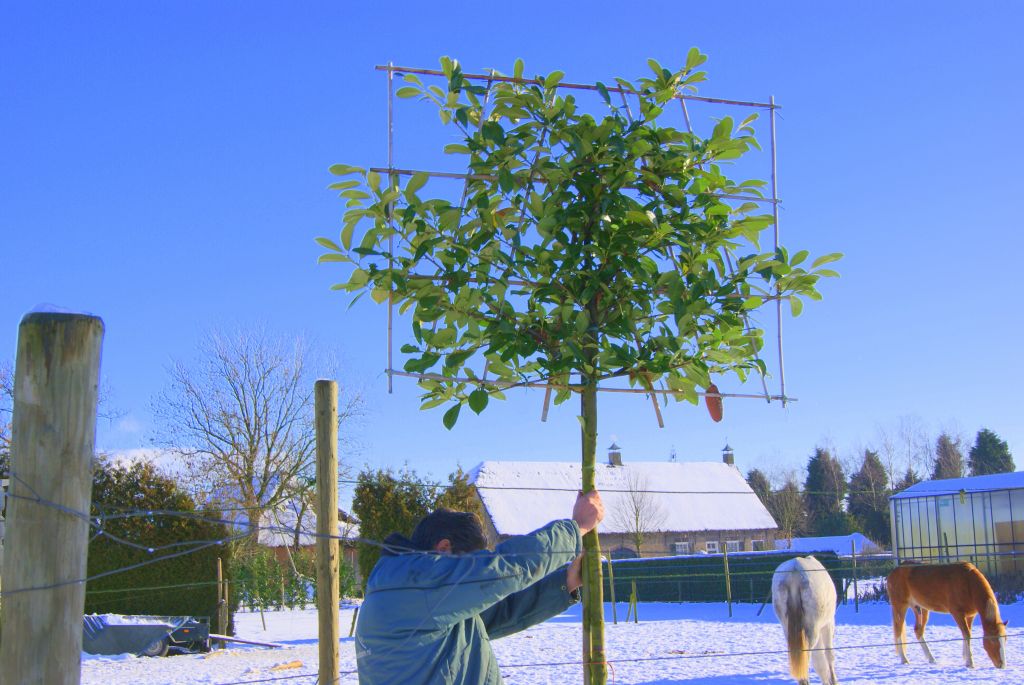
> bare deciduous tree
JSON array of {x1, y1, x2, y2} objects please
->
[
  {"x1": 610, "y1": 471, "x2": 667, "y2": 557},
  {"x1": 1, "y1": 361, "x2": 13, "y2": 471},
  {"x1": 768, "y1": 469, "x2": 806, "y2": 547},
  {"x1": 152, "y1": 328, "x2": 364, "y2": 542}
]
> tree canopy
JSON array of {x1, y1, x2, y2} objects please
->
[{"x1": 969, "y1": 428, "x2": 1015, "y2": 476}]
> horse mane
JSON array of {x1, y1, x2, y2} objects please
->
[{"x1": 962, "y1": 563, "x2": 1004, "y2": 629}]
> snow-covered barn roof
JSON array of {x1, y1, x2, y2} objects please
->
[
  {"x1": 775, "y1": 532, "x2": 883, "y2": 556},
  {"x1": 891, "y1": 471, "x2": 1024, "y2": 500},
  {"x1": 469, "y1": 460, "x2": 777, "y2": 536},
  {"x1": 257, "y1": 504, "x2": 360, "y2": 547}
]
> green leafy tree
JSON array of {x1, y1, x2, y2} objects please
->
[
  {"x1": 932, "y1": 432, "x2": 966, "y2": 480},
  {"x1": 350, "y1": 466, "x2": 437, "y2": 584},
  {"x1": 969, "y1": 428, "x2": 1015, "y2": 476},
  {"x1": 746, "y1": 468, "x2": 772, "y2": 508},
  {"x1": 319, "y1": 52, "x2": 839, "y2": 683},
  {"x1": 848, "y1": 449, "x2": 891, "y2": 546}
]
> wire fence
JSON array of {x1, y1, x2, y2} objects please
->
[{"x1": 4, "y1": 473, "x2": 1023, "y2": 685}]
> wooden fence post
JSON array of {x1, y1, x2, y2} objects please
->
[
  {"x1": 851, "y1": 540, "x2": 859, "y2": 613},
  {"x1": 0, "y1": 312, "x2": 103, "y2": 685},
  {"x1": 315, "y1": 380, "x2": 340, "y2": 685},
  {"x1": 723, "y1": 546, "x2": 732, "y2": 618},
  {"x1": 605, "y1": 557, "x2": 617, "y2": 625},
  {"x1": 216, "y1": 557, "x2": 228, "y2": 646}
]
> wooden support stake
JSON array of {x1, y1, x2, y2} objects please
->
[
  {"x1": 606, "y1": 557, "x2": 617, "y2": 625},
  {"x1": 315, "y1": 380, "x2": 340, "y2": 685},
  {"x1": 723, "y1": 546, "x2": 733, "y2": 618},
  {"x1": 851, "y1": 540, "x2": 859, "y2": 613},
  {"x1": 216, "y1": 557, "x2": 228, "y2": 647},
  {"x1": 630, "y1": 580, "x2": 639, "y2": 623},
  {"x1": 540, "y1": 385, "x2": 552, "y2": 422},
  {"x1": 349, "y1": 606, "x2": 360, "y2": 638},
  {"x1": 0, "y1": 312, "x2": 103, "y2": 685}
]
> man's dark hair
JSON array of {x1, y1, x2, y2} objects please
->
[{"x1": 411, "y1": 508, "x2": 487, "y2": 554}]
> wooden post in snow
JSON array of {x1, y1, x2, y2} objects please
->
[
  {"x1": 216, "y1": 557, "x2": 228, "y2": 646},
  {"x1": 851, "y1": 540, "x2": 859, "y2": 613},
  {"x1": 315, "y1": 380, "x2": 340, "y2": 685},
  {"x1": 0, "y1": 312, "x2": 103, "y2": 685}
]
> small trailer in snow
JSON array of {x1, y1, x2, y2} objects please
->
[{"x1": 83, "y1": 615, "x2": 212, "y2": 657}]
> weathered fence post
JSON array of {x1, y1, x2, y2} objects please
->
[
  {"x1": 216, "y1": 557, "x2": 229, "y2": 646},
  {"x1": 723, "y1": 546, "x2": 733, "y2": 618},
  {"x1": 0, "y1": 312, "x2": 103, "y2": 685},
  {"x1": 315, "y1": 380, "x2": 340, "y2": 685},
  {"x1": 851, "y1": 540, "x2": 859, "y2": 613},
  {"x1": 605, "y1": 557, "x2": 617, "y2": 625}
]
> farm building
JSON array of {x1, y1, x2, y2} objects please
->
[
  {"x1": 890, "y1": 471, "x2": 1024, "y2": 576},
  {"x1": 257, "y1": 503, "x2": 362, "y2": 581},
  {"x1": 468, "y1": 446, "x2": 778, "y2": 557}
]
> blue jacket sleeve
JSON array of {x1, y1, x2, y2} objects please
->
[
  {"x1": 369, "y1": 519, "x2": 581, "y2": 631},
  {"x1": 479, "y1": 566, "x2": 579, "y2": 639}
]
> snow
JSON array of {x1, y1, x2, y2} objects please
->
[
  {"x1": 893, "y1": 471, "x2": 1024, "y2": 499},
  {"x1": 79, "y1": 600, "x2": 1024, "y2": 684},
  {"x1": 470, "y1": 460, "x2": 777, "y2": 536},
  {"x1": 775, "y1": 533, "x2": 885, "y2": 556}
]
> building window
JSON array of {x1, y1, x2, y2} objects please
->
[
  {"x1": 726, "y1": 540, "x2": 741, "y2": 554},
  {"x1": 705, "y1": 540, "x2": 720, "y2": 554},
  {"x1": 751, "y1": 539, "x2": 766, "y2": 551},
  {"x1": 672, "y1": 541, "x2": 690, "y2": 555}
]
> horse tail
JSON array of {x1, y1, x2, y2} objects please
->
[{"x1": 785, "y1": 588, "x2": 809, "y2": 681}]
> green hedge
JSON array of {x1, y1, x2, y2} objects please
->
[
  {"x1": 84, "y1": 460, "x2": 239, "y2": 633},
  {"x1": 604, "y1": 551, "x2": 845, "y2": 603}
]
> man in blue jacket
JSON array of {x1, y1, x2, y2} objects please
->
[{"x1": 355, "y1": 490, "x2": 604, "y2": 684}]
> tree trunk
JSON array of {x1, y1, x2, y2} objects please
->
[{"x1": 580, "y1": 379, "x2": 606, "y2": 685}]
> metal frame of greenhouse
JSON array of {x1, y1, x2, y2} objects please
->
[{"x1": 890, "y1": 472, "x2": 1024, "y2": 577}]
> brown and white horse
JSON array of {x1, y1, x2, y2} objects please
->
[{"x1": 887, "y1": 562, "x2": 1008, "y2": 668}]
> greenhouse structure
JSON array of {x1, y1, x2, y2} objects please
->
[{"x1": 890, "y1": 471, "x2": 1024, "y2": 577}]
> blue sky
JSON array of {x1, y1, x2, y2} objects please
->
[{"x1": 3, "y1": 2, "x2": 1022, "y2": 492}]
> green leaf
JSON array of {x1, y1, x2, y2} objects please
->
[
  {"x1": 396, "y1": 86, "x2": 420, "y2": 99},
  {"x1": 327, "y1": 180, "x2": 360, "y2": 191},
  {"x1": 544, "y1": 70, "x2": 565, "y2": 89},
  {"x1": 317, "y1": 253, "x2": 349, "y2": 263},
  {"x1": 468, "y1": 388, "x2": 489, "y2": 414},
  {"x1": 791, "y1": 250, "x2": 809, "y2": 266},
  {"x1": 442, "y1": 403, "x2": 461, "y2": 430},
  {"x1": 741, "y1": 296, "x2": 763, "y2": 310},
  {"x1": 789, "y1": 296, "x2": 803, "y2": 317},
  {"x1": 513, "y1": 58, "x2": 524, "y2": 81},
  {"x1": 328, "y1": 164, "x2": 362, "y2": 176},
  {"x1": 316, "y1": 236, "x2": 341, "y2": 252},
  {"x1": 811, "y1": 252, "x2": 843, "y2": 268},
  {"x1": 341, "y1": 221, "x2": 356, "y2": 250},
  {"x1": 405, "y1": 172, "x2": 429, "y2": 197},
  {"x1": 596, "y1": 81, "x2": 611, "y2": 105},
  {"x1": 647, "y1": 58, "x2": 663, "y2": 76},
  {"x1": 371, "y1": 287, "x2": 390, "y2": 304},
  {"x1": 685, "y1": 47, "x2": 707, "y2": 72}
]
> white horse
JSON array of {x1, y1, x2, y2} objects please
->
[{"x1": 772, "y1": 556, "x2": 839, "y2": 685}]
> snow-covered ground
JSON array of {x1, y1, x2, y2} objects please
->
[{"x1": 81, "y1": 599, "x2": 1024, "y2": 684}]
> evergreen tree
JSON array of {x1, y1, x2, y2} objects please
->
[
  {"x1": 848, "y1": 449, "x2": 891, "y2": 546},
  {"x1": 435, "y1": 465, "x2": 486, "y2": 523},
  {"x1": 932, "y1": 432, "x2": 965, "y2": 480},
  {"x1": 746, "y1": 468, "x2": 772, "y2": 509},
  {"x1": 893, "y1": 467, "x2": 922, "y2": 493},
  {"x1": 969, "y1": 428, "x2": 1015, "y2": 476},
  {"x1": 351, "y1": 466, "x2": 437, "y2": 585},
  {"x1": 804, "y1": 448, "x2": 849, "y2": 535}
]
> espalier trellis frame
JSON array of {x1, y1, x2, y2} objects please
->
[{"x1": 372, "y1": 61, "x2": 793, "y2": 426}]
